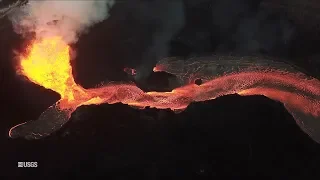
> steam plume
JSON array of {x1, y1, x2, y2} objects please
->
[{"x1": 8, "y1": 0, "x2": 115, "y2": 43}]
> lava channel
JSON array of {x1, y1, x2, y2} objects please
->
[{"x1": 8, "y1": 37, "x2": 320, "y2": 143}]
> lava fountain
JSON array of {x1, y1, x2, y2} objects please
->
[{"x1": 9, "y1": 37, "x2": 320, "y2": 143}]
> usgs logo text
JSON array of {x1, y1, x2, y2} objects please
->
[{"x1": 18, "y1": 162, "x2": 38, "y2": 168}]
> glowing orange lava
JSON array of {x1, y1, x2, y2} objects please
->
[
  {"x1": 19, "y1": 37, "x2": 100, "y2": 111},
  {"x1": 20, "y1": 37, "x2": 77, "y2": 100},
  {"x1": 12, "y1": 37, "x2": 320, "y2": 142}
]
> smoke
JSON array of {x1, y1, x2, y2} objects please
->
[
  {"x1": 8, "y1": 0, "x2": 115, "y2": 43},
  {"x1": 211, "y1": 0, "x2": 295, "y2": 56},
  {"x1": 132, "y1": 0, "x2": 185, "y2": 82}
]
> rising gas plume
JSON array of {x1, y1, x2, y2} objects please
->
[
  {"x1": 8, "y1": 37, "x2": 320, "y2": 144},
  {"x1": 8, "y1": 0, "x2": 115, "y2": 43}
]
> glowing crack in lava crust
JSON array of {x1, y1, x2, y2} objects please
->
[{"x1": 9, "y1": 37, "x2": 320, "y2": 143}]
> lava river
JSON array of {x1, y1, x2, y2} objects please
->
[{"x1": 8, "y1": 37, "x2": 320, "y2": 143}]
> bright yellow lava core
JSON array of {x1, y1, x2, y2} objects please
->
[{"x1": 20, "y1": 37, "x2": 80, "y2": 101}]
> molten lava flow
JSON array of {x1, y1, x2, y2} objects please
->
[
  {"x1": 20, "y1": 37, "x2": 76, "y2": 100},
  {"x1": 9, "y1": 37, "x2": 320, "y2": 143},
  {"x1": 18, "y1": 37, "x2": 95, "y2": 111}
]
